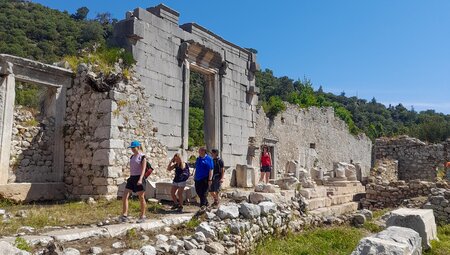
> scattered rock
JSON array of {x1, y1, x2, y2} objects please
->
[
  {"x1": 16, "y1": 210, "x2": 28, "y2": 218},
  {"x1": 193, "y1": 231, "x2": 207, "y2": 243},
  {"x1": 239, "y1": 202, "x2": 261, "y2": 219},
  {"x1": 62, "y1": 248, "x2": 81, "y2": 255},
  {"x1": 359, "y1": 209, "x2": 373, "y2": 221},
  {"x1": 205, "y1": 242, "x2": 225, "y2": 254},
  {"x1": 155, "y1": 234, "x2": 169, "y2": 243},
  {"x1": 0, "y1": 240, "x2": 30, "y2": 255},
  {"x1": 89, "y1": 247, "x2": 103, "y2": 254},
  {"x1": 112, "y1": 241, "x2": 126, "y2": 249},
  {"x1": 254, "y1": 183, "x2": 276, "y2": 193},
  {"x1": 140, "y1": 245, "x2": 156, "y2": 255},
  {"x1": 186, "y1": 249, "x2": 209, "y2": 255},
  {"x1": 230, "y1": 191, "x2": 248, "y2": 202},
  {"x1": 122, "y1": 249, "x2": 141, "y2": 255},
  {"x1": 216, "y1": 204, "x2": 239, "y2": 219},
  {"x1": 184, "y1": 240, "x2": 197, "y2": 250},
  {"x1": 351, "y1": 214, "x2": 366, "y2": 227},
  {"x1": 17, "y1": 226, "x2": 35, "y2": 234},
  {"x1": 86, "y1": 197, "x2": 96, "y2": 205},
  {"x1": 258, "y1": 201, "x2": 277, "y2": 216},
  {"x1": 195, "y1": 222, "x2": 216, "y2": 239}
]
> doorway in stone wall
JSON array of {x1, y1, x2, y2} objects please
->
[
  {"x1": 187, "y1": 64, "x2": 220, "y2": 153},
  {"x1": 261, "y1": 138, "x2": 277, "y2": 179}
]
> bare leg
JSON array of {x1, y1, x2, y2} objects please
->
[
  {"x1": 177, "y1": 187, "x2": 185, "y2": 207},
  {"x1": 137, "y1": 191, "x2": 146, "y2": 218},
  {"x1": 265, "y1": 172, "x2": 270, "y2": 183},
  {"x1": 259, "y1": 172, "x2": 264, "y2": 183},
  {"x1": 170, "y1": 186, "x2": 178, "y2": 205},
  {"x1": 122, "y1": 189, "x2": 131, "y2": 216}
]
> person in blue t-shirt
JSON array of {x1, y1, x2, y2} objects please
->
[{"x1": 194, "y1": 147, "x2": 214, "y2": 210}]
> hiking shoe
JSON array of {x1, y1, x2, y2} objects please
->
[
  {"x1": 176, "y1": 206, "x2": 183, "y2": 213},
  {"x1": 136, "y1": 216, "x2": 146, "y2": 223},
  {"x1": 170, "y1": 204, "x2": 180, "y2": 210},
  {"x1": 119, "y1": 215, "x2": 129, "y2": 223},
  {"x1": 211, "y1": 201, "x2": 219, "y2": 209}
]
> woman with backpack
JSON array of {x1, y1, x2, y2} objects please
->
[
  {"x1": 120, "y1": 140, "x2": 147, "y2": 223},
  {"x1": 167, "y1": 153, "x2": 190, "y2": 212}
]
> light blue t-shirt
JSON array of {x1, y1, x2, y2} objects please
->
[{"x1": 194, "y1": 154, "x2": 214, "y2": 181}]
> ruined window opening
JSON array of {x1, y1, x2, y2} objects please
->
[{"x1": 310, "y1": 143, "x2": 316, "y2": 149}]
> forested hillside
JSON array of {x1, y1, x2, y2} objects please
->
[
  {"x1": 1, "y1": 0, "x2": 448, "y2": 144},
  {"x1": 257, "y1": 69, "x2": 450, "y2": 143},
  {"x1": 0, "y1": 0, "x2": 114, "y2": 63}
]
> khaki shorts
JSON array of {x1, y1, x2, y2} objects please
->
[{"x1": 172, "y1": 181, "x2": 187, "y2": 188}]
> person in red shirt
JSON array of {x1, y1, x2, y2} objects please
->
[{"x1": 260, "y1": 146, "x2": 272, "y2": 183}]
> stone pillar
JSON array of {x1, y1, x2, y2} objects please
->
[
  {"x1": 204, "y1": 73, "x2": 216, "y2": 151},
  {"x1": 52, "y1": 85, "x2": 67, "y2": 182},
  {"x1": 181, "y1": 60, "x2": 190, "y2": 151},
  {"x1": 0, "y1": 62, "x2": 15, "y2": 185}
]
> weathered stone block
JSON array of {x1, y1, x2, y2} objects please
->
[
  {"x1": 235, "y1": 164, "x2": 255, "y2": 188},
  {"x1": 386, "y1": 208, "x2": 438, "y2": 249},
  {"x1": 351, "y1": 226, "x2": 422, "y2": 255}
]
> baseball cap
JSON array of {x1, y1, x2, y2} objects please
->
[{"x1": 128, "y1": 140, "x2": 141, "y2": 148}]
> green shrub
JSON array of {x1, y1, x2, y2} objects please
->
[
  {"x1": 15, "y1": 83, "x2": 41, "y2": 109},
  {"x1": 188, "y1": 107, "x2": 205, "y2": 148},
  {"x1": 262, "y1": 96, "x2": 286, "y2": 119}
]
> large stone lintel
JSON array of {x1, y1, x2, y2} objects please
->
[{"x1": 0, "y1": 54, "x2": 73, "y2": 87}]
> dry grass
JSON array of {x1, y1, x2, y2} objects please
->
[{"x1": 0, "y1": 198, "x2": 162, "y2": 236}]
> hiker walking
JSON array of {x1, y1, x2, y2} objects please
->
[
  {"x1": 260, "y1": 146, "x2": 272, "y2": 183},
  {"x1": 120, "y1": 140, "x2": 147, "y2": 223},
  {"x1": 193, "y1": 147, "x2": 214, "y2": 211},
  {"x1": 209, "y1": 148, "x2": 224, "y2": 208},
  {"x1": 167, "y1": 153, "x2": 190, "y2": 212}
]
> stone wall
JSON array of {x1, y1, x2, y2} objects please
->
[
  {"x1": 64, "y1": 65, "x2": 169, "y2": 199},
  {"x1": 370, "y1": 159, "x2": 398, "y2": 183},
  {"x1": 362, "y1": 180, "x2": 435, "y2": 209},
  {"x1": 254, "y1": 105, "x2": 372, "y2": 180},
  {"x1": 374, "y1": 136, "x2": 450, "y2": 181},
  {"x1": 8, "y1": 106, "x2": 55, "y2": 183},
  {"x1": 424, "y1": 187, "x2": 450, "y2": 224},
  {"x1": 112, "y1": 4, "x2": 259, "y2": 170}
]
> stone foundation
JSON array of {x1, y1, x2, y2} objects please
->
[{"x1": 362, "y1": 180, "x2": 435, "y2": 209}]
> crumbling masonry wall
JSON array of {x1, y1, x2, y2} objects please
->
[
  {"x1": 254, "y1": 105, "x2": 372, "y2": 179},
  {"x1": 64, "y1": 66, "x2": 169, "y2": 199},
  {"x1": 374, "y1": 136, "x2": 450, "y2": 181}
]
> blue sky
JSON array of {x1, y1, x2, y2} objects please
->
[{"x1": 32, "y1": 0, "x2": 450, "y2": 114}]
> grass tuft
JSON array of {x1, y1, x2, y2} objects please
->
[
  {"x1": 14, "y1": 237, "x2": 31, "y2": 252},
  {"x1": 252, "y1": 226, "x2": 365, "y2": 255}
]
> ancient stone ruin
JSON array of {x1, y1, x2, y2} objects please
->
[
  {"x1": 0, "y1": 4, "x2": 448, "y2": 255},
  {"x1": 0, "y1": 4, "x2": 372, "y2": 204}
]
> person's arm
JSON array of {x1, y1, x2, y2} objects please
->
[
  {"x1": 220, "y1": 160, "x2": 225, "y2": 183},
  {"x1": 269, "y1": 153, "x2": 272, "y2": 166},
  {"x1": 208, "y1": 158, "x2": 213, "y2": 184},
  {"x1": 167, "y1": 157, "x2": 176, "y2": 171},
  {"x1": 138, "y1": 157, "x2": 146, "y2": 185}
]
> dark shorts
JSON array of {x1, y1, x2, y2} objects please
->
[
  {"x1": 209, "y1": 177, "x2": 221, "y2": 192},
  {"x1": 125, "y1": 175, "x2": 145, "y2": 193},
  {"x1": 261, "y1": 166, "x2": 271, "y2": 173}
]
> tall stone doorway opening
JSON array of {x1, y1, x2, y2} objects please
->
[{"x1": 180, "y1": 41, "x2": 223, "y2": 155}]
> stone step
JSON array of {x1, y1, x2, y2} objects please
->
[
  {"x1": 326, "y1": 184, "x2": 366, "y2": 196},
  {"x1": 309, "y1": 202, "x2": 358, "y2": 217},
  {"x1": 307, "y1": 194, "x2": 355, "y2": 210}
]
